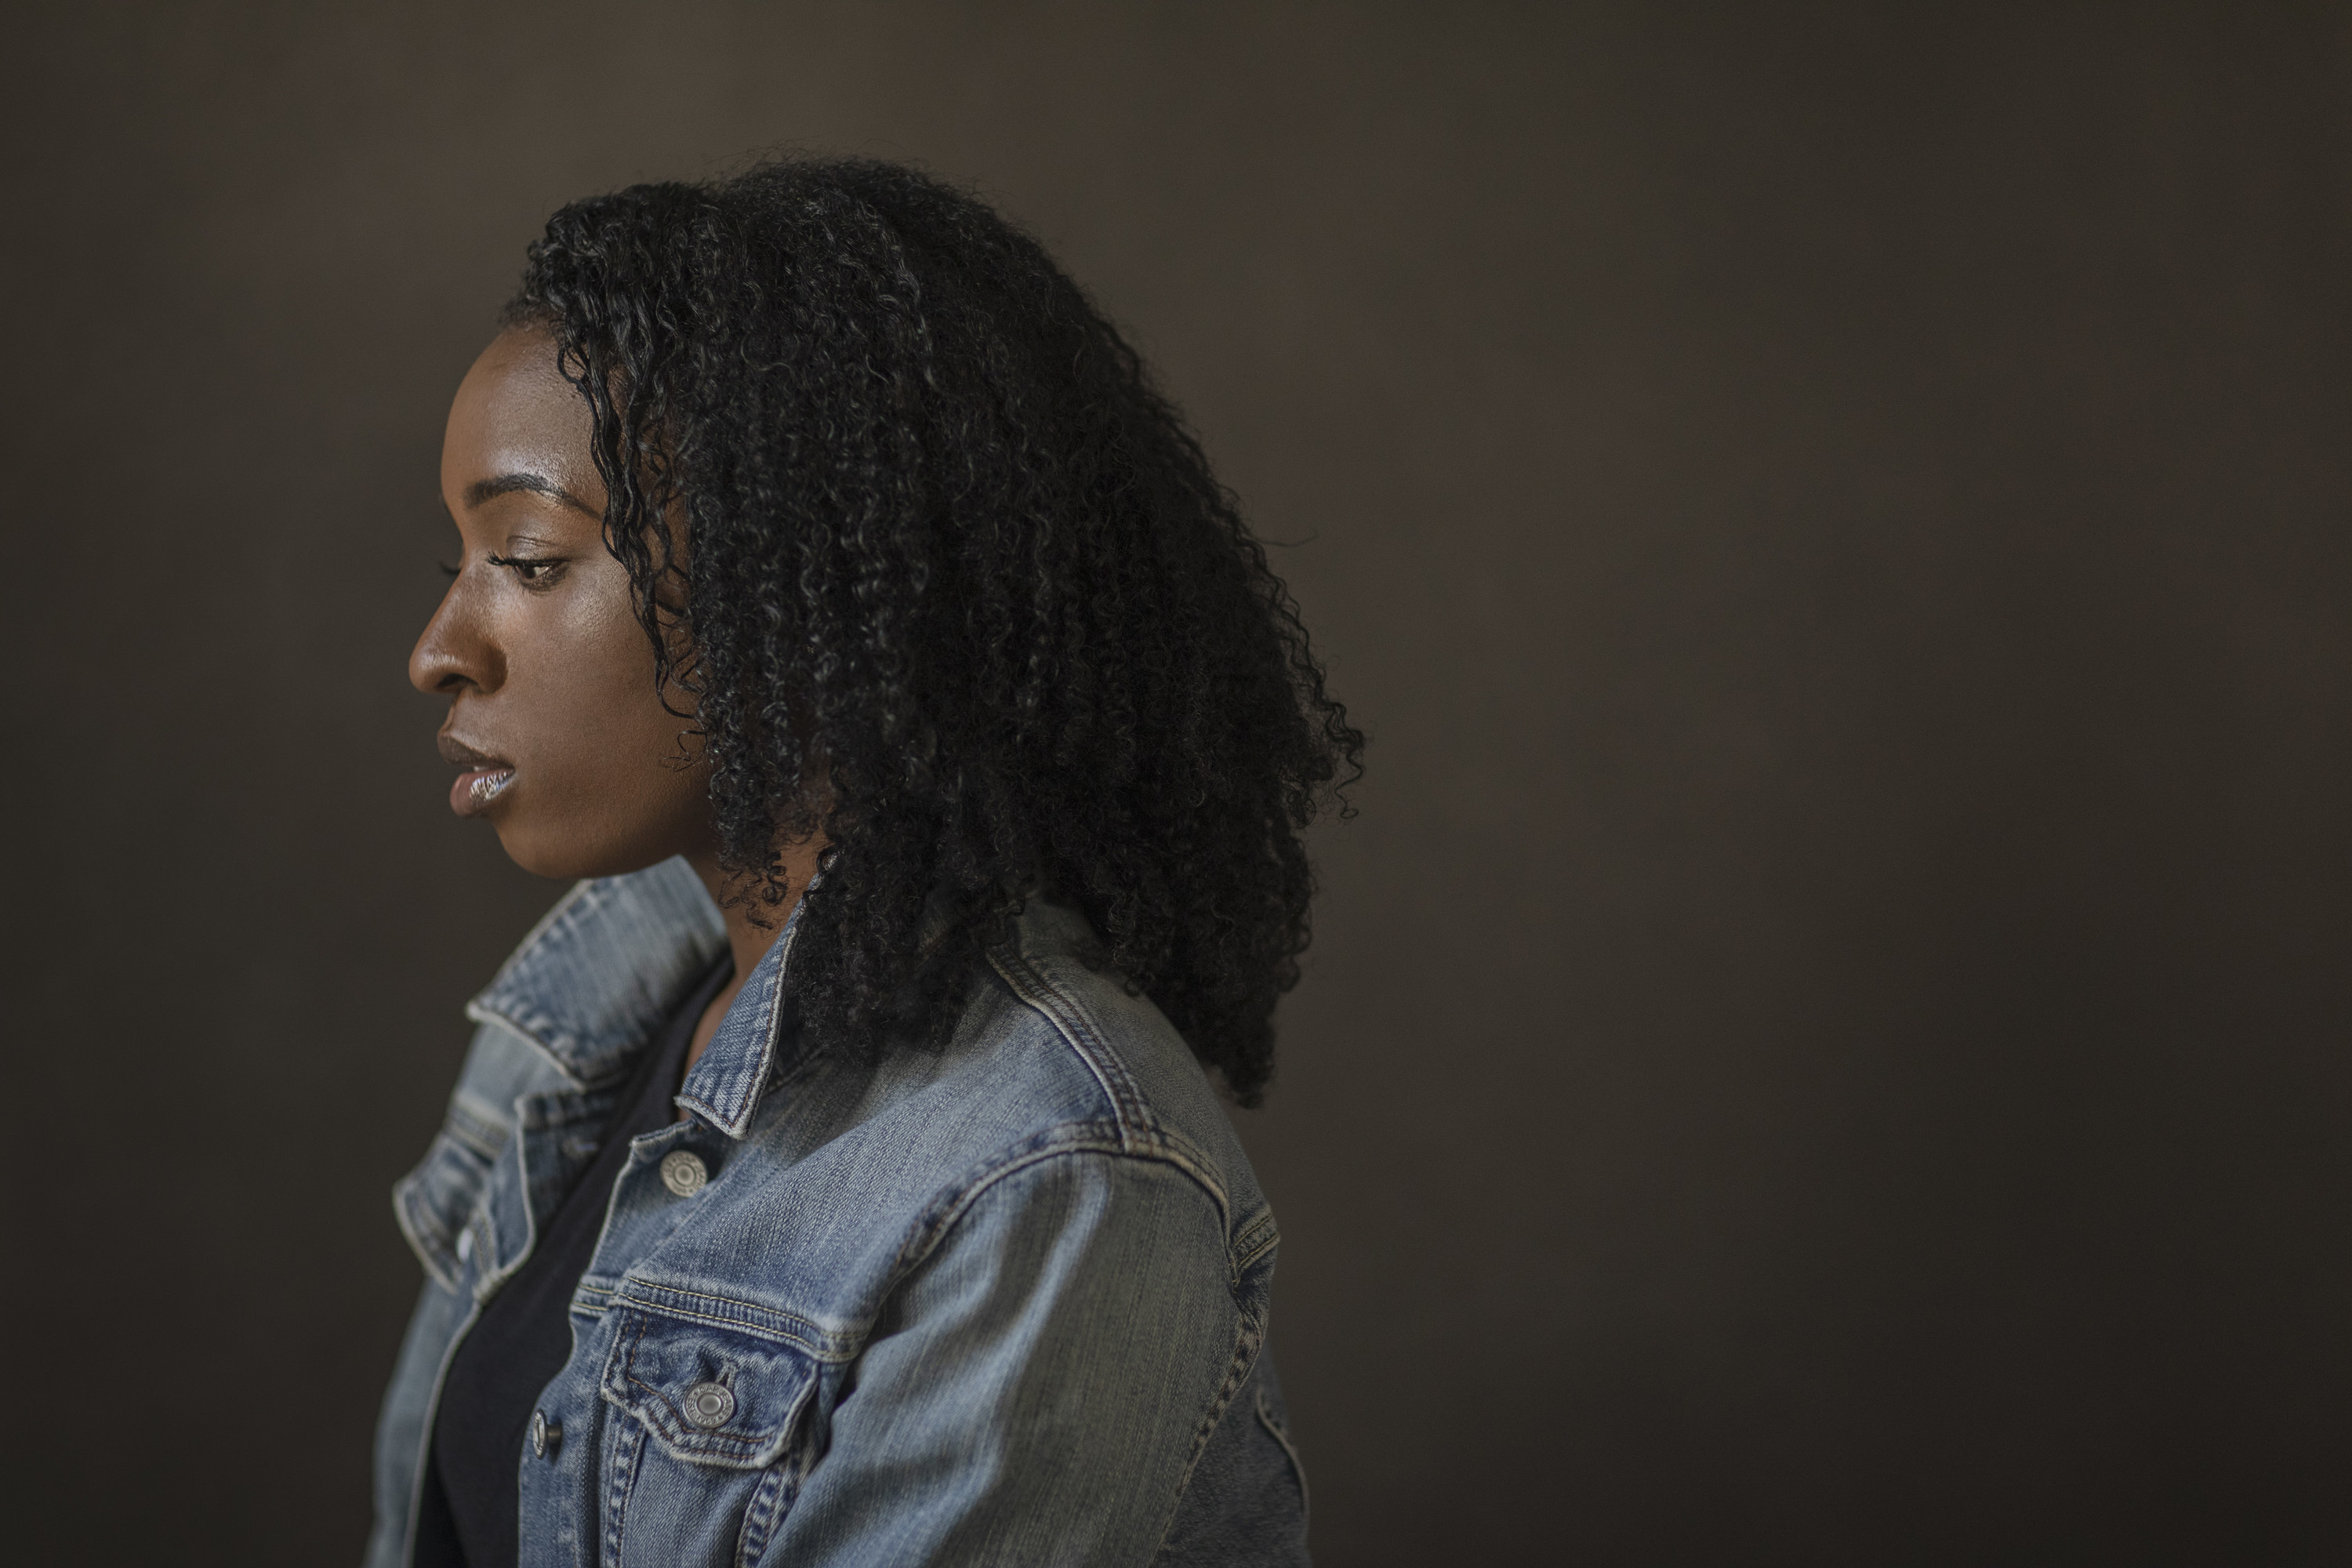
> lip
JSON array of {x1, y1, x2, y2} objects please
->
[{"x1": 438, "y1": 732, "x2": 517, "y2": 818}]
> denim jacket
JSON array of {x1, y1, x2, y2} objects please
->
[{"x1": 366, "y1": 858, "x2": 1309, "y2": 1566}]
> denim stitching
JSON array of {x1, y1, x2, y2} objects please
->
[
  {"x1": 1231, "y1": 1210, "x2": 1280, "y2": 1277},
  {"x1": 604, "y1": 1287, "x2": 845, "y2": 1359},
  {"x1": 392, "y1": 1178, "x2": 463, "y2": 1294},
  {"x1": 467, "y1": 1005, "x2": 602, "y2": 1092},
  {"x1": 611, "y1": 1142, "x2": 1232, "y2": 1363},
  {"x1": 619, "y1": 1365, "x2": 766, "y2": 1461},
  {"x1": 1255, "y1": 1385, "x2": 1312, "y2": 1525},
  {"x1": 600, "y1": 1307, "x2": 818, "y2": 1476},
  {"x1": 389, "y1": 884, "x2": 1293, "y2": 1563},
  {"x1": 600, "y1": 1417, "x2": 643, "y2": 1568},
  {"x1": 733, "y1": 1461, "x2": 792, "y2": 1566},
  {"x1": 1149, "y1": 1307, "x2": 1266, "y2": 1559},
  {"x1": 676, "y1": 898, "x2": 808, "y2": 1138},
  {"x1": 984, "y1": 947, "x2": 1151, "y2": 1143},
  {"x1": 882, "y1": 1127, "x2": 1236, "y2": 1298},
  {"x1": 440, "y1": 1103, "x2": 506, "y2": 1163}
]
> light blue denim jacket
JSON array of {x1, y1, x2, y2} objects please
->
[{"x1": 366, "y1": 858, "x2": 1308, "y2": 1566}]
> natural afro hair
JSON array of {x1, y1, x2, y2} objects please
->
[{"x1": 502, "y1": 155, "x2": 1359, "y2": 1104}]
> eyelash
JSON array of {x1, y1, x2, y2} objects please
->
[{"x1": 441, "y1": 553, "x2": 568, "y2": 587}]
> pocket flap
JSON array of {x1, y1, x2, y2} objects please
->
[{"x1": 600, "y1": 1306, "x2": 818, "y2": 1469}]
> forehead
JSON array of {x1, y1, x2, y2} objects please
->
[{"x1": 441, "y1": 328, "x2": 601, "y2": 503}]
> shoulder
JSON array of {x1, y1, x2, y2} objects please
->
[
  {"x1": 973, "y1": 900, "x2": 1271, "y2": 1222},
  {"x1": 698, "y1": 899, "x2": 1278, "y2": 1327},
  {"x1": 888, "y1": 898, "x2": 1270, "y2": 1234}
]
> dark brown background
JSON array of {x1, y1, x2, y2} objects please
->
[{"x1": 4, "y1": 3, "x2": 2348, "y2": 1563}]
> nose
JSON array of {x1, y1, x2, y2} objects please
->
[{"x1": 408, "y1": 570, "x2": 504, "y2": 697}]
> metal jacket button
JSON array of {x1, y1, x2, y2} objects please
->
[
  {"x1": 529, "y1": 1410, "x2": 561, "y2": 1458},
  {"x1": 683, "y1": 1381, "x2": 735, "y2": 1428},
  {"x1": 659, "y1": 1150, "x2": 708, "y2": 1197}
]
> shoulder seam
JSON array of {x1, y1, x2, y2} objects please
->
[
  {"x1": 883, "y1": 1121, "x2": 1233, "y2": 1302},
  {"x1": 983, "y1": 945, "x2": 1154, "y2": 1147}
]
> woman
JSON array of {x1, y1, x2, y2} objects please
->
[{"x1": 368, "y1": 157, "x2": 1359, "y2": 1568}]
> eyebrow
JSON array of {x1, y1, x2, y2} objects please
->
[{"x1": 463, "y1": 472, "x2": 601, "y2": 517}]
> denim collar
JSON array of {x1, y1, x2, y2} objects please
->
[{"x1": 463, "y1": 856, "x2": 810, "y2": 1141}]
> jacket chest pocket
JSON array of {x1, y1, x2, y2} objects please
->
[{"x1": 597, "y1": 1307, "x2": 819, "y2": 1568}]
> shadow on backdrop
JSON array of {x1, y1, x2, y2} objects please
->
[{"x1": 2, "y1": 4, "x2": 2347, "y2": 1563}]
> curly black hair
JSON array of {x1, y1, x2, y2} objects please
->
[{"x1": 502, "y1": 156, "x2": 1359, "y2": 1104}]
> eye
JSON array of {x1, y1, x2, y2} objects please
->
[
  {"x1": 438, "y1": 560, "x2": 460, "y2": 578},
  {"x1": 485, "y1": 551, "x2": 567, "y2": 587}
]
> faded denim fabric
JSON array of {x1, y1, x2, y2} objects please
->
[{"x1": 366, "y1": 858, "x2": 1309, "y2": 1567}]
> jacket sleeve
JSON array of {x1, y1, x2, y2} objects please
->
[{"x1": 759, "y1": 1149, "x2": 1248, "y2": 1566}]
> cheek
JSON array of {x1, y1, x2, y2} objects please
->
[
  {"x1": 497, "y1": 579, "x2": 710, "y2": 874},
  {"x1": 550, "y1": 591, "x2": 667, "y2": 741}
]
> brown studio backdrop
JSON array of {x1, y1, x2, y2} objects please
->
[{"x1": 3, "y1": 3, "x2": 2347, "y2": 1562}]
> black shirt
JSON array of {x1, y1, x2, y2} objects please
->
[{"x1": 413, "y1": 953, "x2": 732, "y2": 1568}]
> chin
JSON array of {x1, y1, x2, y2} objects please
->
[
  {"x1": 492, "y1": 830, "x2": 578, "y2": 881},
  {"x1": 493, "y1": 818, "x2": 680, "y2": 884},
  {"x1": 490, "y1": 816, "x2": 593, "y2": 881}
]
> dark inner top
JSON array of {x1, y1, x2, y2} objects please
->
[{"x1": 413, "y1": 952, "x2": 732, "y2": 1568}]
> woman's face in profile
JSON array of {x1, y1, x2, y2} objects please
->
[{"x1": 408, "y1": 328, "x2": 713, "y2": 880}]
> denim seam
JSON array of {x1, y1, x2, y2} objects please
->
[
  {"x1": 613, "y1": 1139, "x2": 1234, "y2": 1361},
  {"x1": 1231, "y1": 1210, "x2": 1280, "y2": 1278},
  {"x1": 1135, "y1": 1123, "x2": 1232, "y2": 1230},
  {"x1": 620, "y1": 1326, "x2": 758, "y2": 1460},
  {"x1": 440, "y1": 1102, "x2": 506, "y2": 1163},
  {"x1": 600, "y1": 1289, "x2": 849, "y2": 1361},
  {"x1": 601, "y1": 1417, "x2": 644, "y2": 1568},
  {"x1": 734, "y1": 1462, "x2": 792, "y2": 1567},
  {"x1": 677, "y1": 896, "x2": 808, "y2": 1138},
  {"x1": 473, "y1": 1091, "x2": 586, "y2": 1303},
  {"x1": 470, "y1": 1202, "x2": 506, "y2": 1305},
  {"x1": 884, "y1": 1130, "x2": 1234, "y2": 1300},
  {"x1": 463, "y1": 1006, "x2": 601, "y2": 1092},
  {"x1": 601, "y1": 1311, "x2": 817, "y2": 1472},
  {"x1": 1255, "y1": 1385, "x2": 1312, "y2": 1526},
  {"x1": 1150, "y1": 1305, "x2": 1267, "y2": 1559},
  {"x1": 983, "y1": 948, "x2": 1150, "y2": 1144},
  {"x1": 392, "y1": 1172, "x2": 462, "y2": 1294},
  {"x1": 615, "y1": 1280, "x2": 840, "y2": 1343}
]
